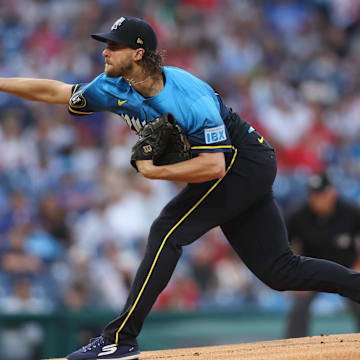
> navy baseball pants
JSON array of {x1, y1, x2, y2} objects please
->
[{"x1": 103, "y1": 131, "x2": 360, "y2": 345}]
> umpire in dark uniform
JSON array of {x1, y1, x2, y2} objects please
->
[{"x1": 285, "y1": 173, "x2": 360, "y2": 338}]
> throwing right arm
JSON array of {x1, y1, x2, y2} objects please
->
[{"x1": 0, "y1": 78, "x2": 73, "y2": 104}]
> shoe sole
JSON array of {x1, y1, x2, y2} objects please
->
[
  {"x1": 98, "y1": 354, "x2": 140, "y2": 360},
  {"x1": 66, "y1": 353, "x2": 140, "y2": 360}
]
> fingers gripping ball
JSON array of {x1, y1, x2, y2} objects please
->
[{"x1": 130, "y1": 113, "x2": 191, "y2": 170}]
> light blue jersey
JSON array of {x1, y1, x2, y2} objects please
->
[{"x1": 69, "y1": 66, "x2": 232, "y2": 154}]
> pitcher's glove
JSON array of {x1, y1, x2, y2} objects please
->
[{"x1": 130, "y1": 113, "x2": 191, "y2": 171}]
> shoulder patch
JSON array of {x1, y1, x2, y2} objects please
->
[
  {"x1": 204, "y1": 125, "x2": 227, "y2": 144},
  {"x1": 70, "y1": 91, "x2": 87, "y2": 109}
]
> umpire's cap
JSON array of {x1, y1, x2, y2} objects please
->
[
  {"x1": 307, "y1": 173, "x2": 331, "y2": 193},
  {"x1": 92, "y1": 16, "x2": 157, "y2": 51}
]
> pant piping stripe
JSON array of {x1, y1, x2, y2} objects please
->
[{"x1": 115, "y1": 147, "x2": 238, "y2": 344}]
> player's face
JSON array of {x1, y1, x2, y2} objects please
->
[
  {"x1": 102, "y1": 42, "x2": 134, "y2": 77},
  {"x1": 309, "y1": 187, "x2": 337, "y2": 216}
]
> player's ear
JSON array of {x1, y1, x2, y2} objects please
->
[{"x1": 134, "y1": 48, "x2": 145, "y2": 61}]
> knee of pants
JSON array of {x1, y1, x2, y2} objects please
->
[
  {"x1": 265, "y1": 279, "x2": 289, "y2": 292},
  {"x1": 258, "y1": 274, "x2": 287, "y2": 291},
  {"x1": 258, "y1": 251, "x2": 302, "y2": 291},
  {"x1": 258, "y1": 265, "x2": 294, "y2": 292},
  {"x1": 148, "y1": 217, "x2": 181, "y2": 250}
]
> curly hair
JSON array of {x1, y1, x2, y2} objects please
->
[{"x1": 140, "y1": 49, "x2": 166, "y2": 76}]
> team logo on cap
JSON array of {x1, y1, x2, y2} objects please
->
[
  {"x1": 111, "y1": 17, "x2": 126, "y2": 30},
  {"x1": 137, "y1": 37, "x2": 144, "y2": 45}
]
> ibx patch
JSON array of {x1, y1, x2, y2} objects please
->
[
  {"x1": 70, "y1": 91, "x2": 87, "y2": 109},
  {"x1": 204, "y1": 125, "x2": 227, "y2": 144}
]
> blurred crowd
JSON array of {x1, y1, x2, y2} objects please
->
[{"x1": 0, "y1": 0, "x2": 360, "y2": 319}]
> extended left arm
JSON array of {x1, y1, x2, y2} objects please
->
[{"x1": 136, "y1": 152, "x2": 226, "y2": 183}]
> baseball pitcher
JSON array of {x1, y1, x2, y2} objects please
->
[{"x1": 1, "y1": 16, "x2": 360, "y2": 360}]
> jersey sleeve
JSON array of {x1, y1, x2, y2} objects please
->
[
  {"x1": 68, "y1": 74, "x2": 107, "y2": 116},
  {"x1": 68, "y1": 84, "x2": 94, "y2": 116},
  {"x1": 185, "y1": 96, "x2": 232, "y2": 154}
]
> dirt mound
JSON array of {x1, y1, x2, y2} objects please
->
[{"x1": 46, "y1": 333, "x2": 360, "y2": 360}]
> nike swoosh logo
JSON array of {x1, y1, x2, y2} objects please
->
[
  {"x1": 118, "y1": 99, "x2": 127, "y2": 106},
  {"x1": 258, "y1": 136, "x2": 264, "y2": 144}
]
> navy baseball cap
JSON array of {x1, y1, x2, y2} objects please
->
[
  {"x1": 92, "y1": 16, "x2": 157, "y2": 51},
  {"x1": 308, "y1": 173, "x2": 331, "y2": 193}
]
